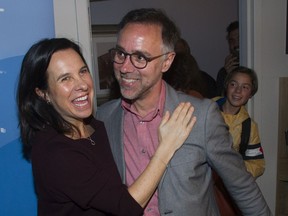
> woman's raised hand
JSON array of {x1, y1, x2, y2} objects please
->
[{"x1": 156, "y1": 102, "x2": 196, "y2": 164}]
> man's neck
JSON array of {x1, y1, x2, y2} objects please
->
[
  {"x1": 131, "y1": 82, "x2": 163, "y2": 118},
  {"x1": 132, "y1": 94, "x2": 160, "y2": 117}
]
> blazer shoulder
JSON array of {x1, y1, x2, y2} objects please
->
[
  {"x1": 96, "y1": 99, "x2": 122, "y2": 121},
  {"x1": 177, "y1": 92, "x2": 216, "y2": 108}
]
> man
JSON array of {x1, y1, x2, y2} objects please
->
[
  {"x1": 96, "y1": 8, "x2": 271, "y2": 215},
  {"x1": 216, "y1": 21, "x2": 239, "y2": 96}
]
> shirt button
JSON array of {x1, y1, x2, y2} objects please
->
[{"x1": 141, "y1": 149, "x2": 146, "y2": 153}]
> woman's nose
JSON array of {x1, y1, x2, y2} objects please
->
[{"x1": 75, "y1": 77, "x2": 88, "y2": 90}]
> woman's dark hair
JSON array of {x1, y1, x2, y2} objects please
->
[
  {"x1": 118, "y1": 8, "x2": 180, "y2": 51},
  {"x1": 223, "y1": 66, "x2": 258, "y2": 96},
  {"x1": 174, "y1": 38, "x2": 191, "y2": 54},
  {"x1": 17, "y1": 38, "x2": 87, "y2": 160},
  {"x1": 163, "y1": 53, "x2": 205, "y2": 96}
]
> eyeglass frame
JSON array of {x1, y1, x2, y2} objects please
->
[{"x1": 109, "y1": 48, "x2": 171, "y2": 69}]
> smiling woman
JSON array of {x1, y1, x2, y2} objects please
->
[{"x1": 35, "y1": 49, "x2": 94, "y2": 129}]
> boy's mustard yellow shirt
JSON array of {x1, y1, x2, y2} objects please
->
[{"x1": 213, "y1": 97, "x2": 265, "y2": 178}]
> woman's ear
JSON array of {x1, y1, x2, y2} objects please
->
[
  {"x1": 162, "y1": 52, "x2": 176, "y2": 73},
  {"x1": 35, "y1": 88, "x2": 50, "y2": 103}
]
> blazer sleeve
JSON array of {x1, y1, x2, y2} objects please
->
[{"x1": 204, "y1": 101, "x2": 272, "y2": 216}]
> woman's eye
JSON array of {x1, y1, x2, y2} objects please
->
[
  {"x1": 61, "y1": 76, "x2": 70, "y2": 82},
  {"x1": 80, "y1": 68, "x2": 89, "y2": 74}
]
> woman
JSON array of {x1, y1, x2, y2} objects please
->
[
  {"x1": 17, "y1": 38, "x2": 196, "y2": 216},
  {"x1": 163, "y1": 52, "x2": 205, "y2": 99}
]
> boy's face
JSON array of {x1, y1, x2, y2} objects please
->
[{"x1": 226, "y1": 72, "x2": 252, "y2": 108}]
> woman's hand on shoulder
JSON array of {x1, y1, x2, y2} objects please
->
[{"x1": 157, "y1": 102, "x2": 196, "y2": 158}]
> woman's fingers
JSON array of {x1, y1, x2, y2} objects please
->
[{"x1": 158, "y1": 102, "x2": 196, "y2": 146}]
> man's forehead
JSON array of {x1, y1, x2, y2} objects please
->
[{"x1": 228, "y1": 29, "x2": 239, "y2": 39}]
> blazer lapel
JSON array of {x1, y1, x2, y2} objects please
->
[
  {"x1": 158, "y1": 83, "x2": 180, "y2": 190},
  {"x1": 106, "y1": 106, "x2": 126, "y2": 183}
]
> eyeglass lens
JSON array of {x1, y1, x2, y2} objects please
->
[{"x1": 110, "y1": 49, "x2": 148, "y2": 69}]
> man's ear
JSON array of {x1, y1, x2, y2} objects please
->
[
  {"x1": 162, "y1": 52, "x2": 176, "y2": 73},
  {"x1": 35, "y1": 88, "x2": 50, "y2": 103}
]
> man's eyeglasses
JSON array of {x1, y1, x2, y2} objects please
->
[{"x1": 109, "y1": 48, "x2": 170, "y2": 69}]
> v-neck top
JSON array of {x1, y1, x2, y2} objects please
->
[{"x1": 31, "y1": 117, "x2": 143, "y2": 216}]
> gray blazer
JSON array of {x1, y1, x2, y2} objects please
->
[{"x1": 96, "y1": 83, "x2": 272, "y2": 216}]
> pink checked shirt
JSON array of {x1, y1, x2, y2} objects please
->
[{"x1": 122, "y1": 81, "x2": 166, "y2": 216}]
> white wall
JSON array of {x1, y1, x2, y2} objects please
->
[
  {"x1": 244, "y1": 0, "x2": 288, "y2": 214},
  {"x1": 54, "y1": 0, "x2": 93, "y2": 74},
  {"x1": 90, "y1": 0, "x2": 238, "y2": 79}
]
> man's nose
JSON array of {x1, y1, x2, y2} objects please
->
[{"x1": 119, "y1": 55, "x2": 134, "y2": 72}]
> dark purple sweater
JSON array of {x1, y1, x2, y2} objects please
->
[{"x1": 31, "y1": 118, "x2": 143, "y2": 216}]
